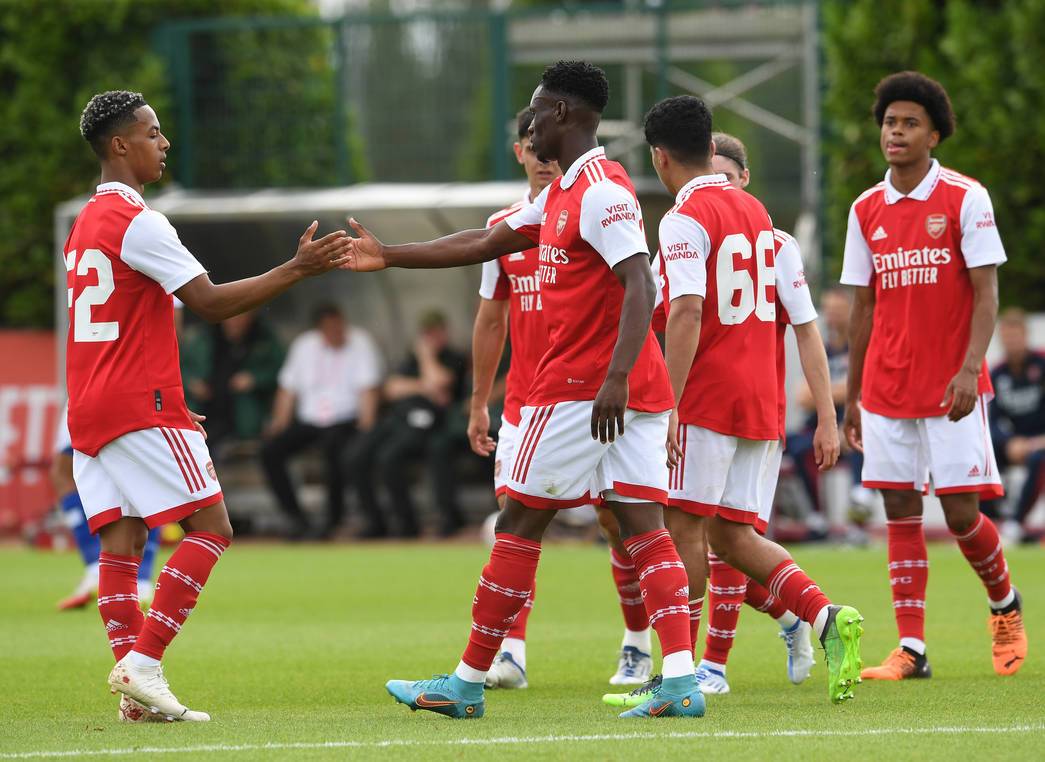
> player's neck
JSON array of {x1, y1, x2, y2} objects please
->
[
  {"x1": 888, "y1": 154, "x2": 933, "y2": 195},
  {"x1": 668, "y1": 164, "x2": 714, "y2": 197},
  {"x1": 556, "y1": 133, "x2": 600, "y2": 176},
  {"x1": 99, "y1": 163, "x2": 145, "y2": 196}
]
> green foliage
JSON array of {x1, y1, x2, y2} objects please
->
[
  {"x1": 0, "y1": 0, "x2": 319, "y2": 328},
  {"x1": 822, "y1": 0, "x2": 1045, "y2": 308}
]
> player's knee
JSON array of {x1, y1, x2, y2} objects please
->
[
  {"x1": 940, "y1": 498, "x2": 979, "y2": 535},
  {"x1": 881, "y1": 489, "x2": 922, "y2": 519}
]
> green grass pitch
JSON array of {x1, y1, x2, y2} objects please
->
[{"x1": 1, "y1": 540, "x2": 1042, "y2": 760}]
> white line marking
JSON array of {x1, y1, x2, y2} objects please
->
[{"x1": 2, "y1": 724, "x2": 1042, "y2": 759}]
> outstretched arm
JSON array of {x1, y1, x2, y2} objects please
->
[
  {"x1": 343, "y1": 219, "x2": 536, "y2": 272},
  {"x1": 177, "y1": 221, "x2": 351, "y2": 323},
  {"x1": 591, "y1": 254, "x2": 657, "y2": 444},
  {"x1": 793, "y1": 321, "x2": 840, "y2": 470}
]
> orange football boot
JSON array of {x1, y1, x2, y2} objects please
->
[
  {"x1": 990, "y1": 589, "x2": 1027, "y2": 676},
  {"x1": 860, "y1": 647, "x2": 932, "y2": 680}
]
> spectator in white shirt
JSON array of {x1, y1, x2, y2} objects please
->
[{"x1": 261, "y1": 303, "x2": 381, "y2": 539}]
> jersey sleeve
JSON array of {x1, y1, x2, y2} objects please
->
[
  {"x1": 504, "y1": 186, "x2": 549, "y2": 244},
  {"x1": 959, "y1": 184, "x2": 1007, "y2": 268},
  {"x1": 478, "y1": 258, "x2": 509, "y2": 300},
  {"x1": 579, "y1": 181, "x2": 649, "y2": 268},
  {"x1": 660, "y1": 211, "x2": 711, "y2": 301},
  {"x1": 120, "y1": 209, "x2": 207, "y2": 294},
  {"x1": 839, "y1": 203, "x2": 874, "y2": 287},
  {"x1": 774, "y1": 236, "x2": 817, "y2": 325}
]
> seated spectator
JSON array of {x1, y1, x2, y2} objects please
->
[
  {"x1": 261, "y1": 304, "x2": 381, "y2": 540},
  {"x1": 786, "y1": 287, "x2": 867, "y2": 526},
  {"x1": 348, "y1": 310, "x2": 467, "y2": 538},
  {"x1": 983, "y1": 308, "x2": 1045, "y2": 543},
  {"x1": 182, "y1": 310, "x2": 284, "y2": 454}
]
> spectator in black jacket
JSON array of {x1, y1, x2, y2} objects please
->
[{"x1": 985, "y1": 308, "x2": 1045, "y2": 543}]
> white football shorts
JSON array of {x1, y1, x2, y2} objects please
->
[
  {"x1": 73, "y1": 426, "x2": 223, "y2": 533},
  {"x1": 493, "y1": 417, "x2": 519, "y2": 498},
  {"x1": 506, "y1": 401, "x2": 670, "y2": 509},
  {"x1": 860, "y1": 396, "x2": 1003, "y2": 498},
  {"x1": 667, "y1": 424, "x2": 782, "y2": 533}
]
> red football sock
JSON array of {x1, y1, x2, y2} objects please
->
[
  {"x1": 610, "y1": 547, "x2": 650, "y2": 632},
  {"x1": 689, "y1": 596, "x2": 704, "y2": 652},
  {"x1": 132, "y1": 532, "x2": 230, "y2": 660},
  {"x1": 461, "y1": 533, "x2": 541, "y2": 672},
  {"x1": 97, "y1": 552, "x2": 144, "y2": 661},
  {"x1": 703, "y1": 553, "x2": 747, "y2": 666},
  {"x1": 887, "y1": 516, "x2": 929, "y2": 643},
  {"x1": 765, "y1": 559, "x2": 831, "y2": 626},
  {"x1": 506, "y1": 584, "x2": 535, "y2": 640},
  {"x1": 745, "y1": 578, "x2": 789, "y2": 619},
  {"x1": 623, "y1": 530, "x2": 691, "y2": 660},
  {"x1": 953, "y1": 514, "x2": 1012, "y2": 603}
]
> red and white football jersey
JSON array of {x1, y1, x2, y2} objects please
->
[
  {"x1": 504, "y1": 147, "x2": 672, "y2": 412},
  {"x1": 841, "y1": 160, "x2": 1006, "y2": 418},
  {"x1": 479, "y1": 194, "x2": 550, "y2": 426},
  {"x1": 64, "y1": 182, "x2": 205, "y2": 456},
  {"x1": 660, "y1": 175, "x2": 807, "y2": 441}
]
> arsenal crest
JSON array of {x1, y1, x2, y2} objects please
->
[
  {"x1": 556, "y1": 209, "x2": 569, "y2": 236},
  {"x1": 926, "y1": 214, "x2": 947, "y2": 239}
]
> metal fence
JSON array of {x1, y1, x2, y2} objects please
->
[{"x1": 152, "y1": 2, "x2": 818, "y2": 209}]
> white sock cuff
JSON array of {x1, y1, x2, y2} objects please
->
[
  {"x1": 989, "y1": 589, "x2": 1016, "y2": 611},
  {"x1": 776, "y1": 611, "x2": 800, "y2": 630},
  {"x1": 899, "y1": 637, "x2": 926, "y2": 655},
  {"x1": 812, "y1": 604, "x2": 831, "y2": 640},
  {"x1": 128, "y1": 650, "x2": 161, "y2": 668},
  {"x1": 662, "y1": 650, "x2": 695, "y2": 678},
  {"x1": 454, "y1": 661, "x2": 487, "y2": 685},
  {"x1": 622, "y1": 627, "x2": 652, "y2": 652}
]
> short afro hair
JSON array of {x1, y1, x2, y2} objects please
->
[
  {"x1": 516, "y1": 107, "x2": 535, "y2": 139},
  {"x1": 873, "y1": 71, "x2": 955, "y2": 141},
  {"x1": 643, "y1": 95, "x2": 713, "y2": 165},
  {"x1": 712, "y1": 132, "x2": 747, "y2": 171},
  {"x1": 540, "y1": 60, "x2": 609, "y2": 113},
  {"x1": 80, "y1": 90, "x2": 148, "y2": 158}
]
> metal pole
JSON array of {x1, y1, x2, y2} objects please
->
[
  {"x1": 800, "y1": 0, "x2": 822, "y2": 281},
  {"x1": 333, "y1": 18, "x2": 351, "y2": 185},
  {"x1": 171, "y1": 28, "x2": 195, "y2": 189},
  {"x1": 490, "y1": 11, "x2": 510, "y2": 181}
]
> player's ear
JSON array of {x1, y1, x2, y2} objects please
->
[
  {"x1": 928, "y1": 129, "x2": 940, "y2": 151},
  {"x1": 513, "y1": 141, "x2": 524, "y2": 165},
  {"x1": 553, "y1": 99, "x2": 568, "y2": 123},
  {"x1": 109, "y1": 133, "x2": 129, "y2": 157}
]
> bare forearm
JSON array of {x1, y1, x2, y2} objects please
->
[
  {"x1": 664, "y1": 308, "x2": 701, "y2": 404},
  {"x1": 962, "y1": 269, "x2": 999, "y2": 375},
  {"x1": 471, "y1": 310, "x2": 508, "y2": 410},
  {"x1": 795, "y1": 322, "x2": 836, "y2": 423},
  {"x1": 846, "y1": 289, "x2": 874, "y2": 405},
  {"x1": 606, "y1": 265, "x2": 657, "y2": 381},
  {"x1": 271, "y1": 388, "x2": 295, "y2": 426},
  {"x1": 384, "y1": 376, "x2": 425, "y2": 400},
  {"x1": 176, "y1": 265, "x2": 303, "y2": 323}
]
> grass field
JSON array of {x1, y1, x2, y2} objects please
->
[{"x1": 0, "y1": 539, "x2": 1042, "y2": 760}]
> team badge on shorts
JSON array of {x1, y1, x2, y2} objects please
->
[
  {"x1": 206, "y1": 461, "x2": 216, "y2": 479},
  {"x1": 926, "y1": 214, "x2": 947, "y2": 239},
  {"x1": 556, "y1": 209, "x2": 569, "y2": 236}
]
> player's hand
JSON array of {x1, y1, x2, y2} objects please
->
[
  {"x1": 188, "y1": 409, "x2": 207, "y2": 440},
  {"x1": 813, "y1": 418, "x2": 841, "y2": 471},
  {"x1": 591, "y1": 372, "x2": 628, "y2": 444},
  {"x1": 340, "y1": 218, "x2": 388, "y2": 272},
  {"x1": 467, "y1": 404, "x2": 496, "y2": 457},
  {"x1": 941, "y1": 367, "x2": 978, "y2": 421},
  {"x1": 291, "y1": 221, "x2": 353, "y2": 276},
  {"x1": 666, "y1": 408, "x2": 683, "y2": 468},
  {"x1": 842, "y1": 403, "x2": 862, "y2": 453}
]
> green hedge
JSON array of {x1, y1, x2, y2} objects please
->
[
  {"x1": 822, "y1": 0, "x2": 1045, "y2": 308},
  {"x1": 0, "y1": 0, "x2": 316, "y2": 328}
]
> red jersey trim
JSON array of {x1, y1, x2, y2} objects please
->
[
  {"x1": 505, "y1": 487, "x2": 591, "y2": 510},
  {"x1": 144, "y1": 491, "x2": 224, "y2": 529},
  {"x1": 667, "y1": 497, "x2": 717, "y2": 518},
  {"x1": 610, "y1": 481, "x2": 668, "y2": 506},
  {"x1": 935, "y1": 483, "x2": 1004, "y2": 499},
  {"x1": 87, "y1": 507, "x2": 123, "y2": 534},
  {"x1": 715, "y1": 505, "x2": 768, "y2": 533},
  {"x1": 862, "y1": 480, "x2": 930, "y2": 495}
]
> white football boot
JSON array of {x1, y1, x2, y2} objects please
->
[
  {"x1": 484, "y1": 652, "x2": 528, "y2": 689},
  {"x1": 609, "y1": 646, "x2": 653, "y2": 686},
  {"x1": 118, "y1": 695, "x2": 174, "y2": 723},
  {"x1": 108, "y1": 657, "x2": 210, "y2": 721},
  {"x1": 694, "y1": 663, "x2": 730, "y2": 694},
  {"x1": 780, "y1": 620, "x2": 815, "y2": 684}
]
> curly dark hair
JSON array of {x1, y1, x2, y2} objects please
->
[
  {"x1": 80, "y1": 90, "x2": 148, "y2": 158},
  {"x1": 643, "y1": 95, "x2": 713, "y2": 164},
  {"x1": 873, "y1": 71, "x2": 955, "y2": 141},
  {"x1": 540, "y1": 60, "x2": 609, "y2": 113},
  {"x1": 516, "y1": 107, "x2": 535, "y2": 139}
]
